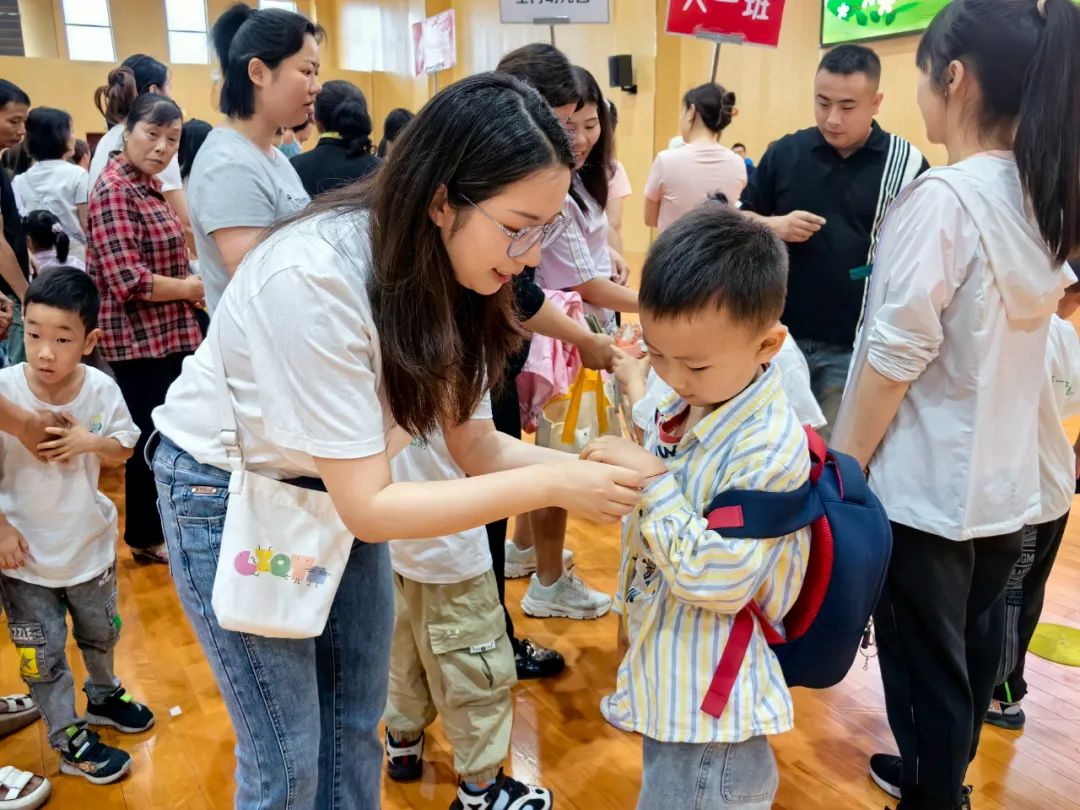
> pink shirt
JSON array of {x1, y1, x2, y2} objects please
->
[
  {"x1": 536, "y1": 174, "x2": 615, "y2": 331},
  {"x1": 609, "y1": 160, "x2": 632, "y2": 201},
  {"x1": 645, "y1": 142, "x2": 747, "y2": 232}
]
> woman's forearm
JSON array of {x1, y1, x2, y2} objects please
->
[{"x1": 830, "y1": 362, "x2": 911, "y2": 469}]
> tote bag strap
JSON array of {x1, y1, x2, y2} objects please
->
[{"x1": 206, "y1": 323, "x2": 246, "y2": 494}]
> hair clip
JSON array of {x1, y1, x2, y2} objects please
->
[{"x1": 51, "y1": 223, "x2": 62, "y2": 234}]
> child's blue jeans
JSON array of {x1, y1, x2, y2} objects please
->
[{"x1": 637, "y1": 734, "x2": 779, "y2": 809}]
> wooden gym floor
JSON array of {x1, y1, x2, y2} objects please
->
[{"x1": 1, "y1": 456, "x2": 1079, "y2": 809}]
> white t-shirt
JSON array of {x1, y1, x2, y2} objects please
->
[
  {"x1": 1038, "y1": 315, "x2": 1080, "y2": 523},
  {"x1": 89, "y1": 123, "x2": 183, "y2": 197},
  {"x1": 0, "y1": 365, "x2": 139, "y2": 587},
  {"x1": 13, "y1": 160, "x2": 89, "y2": 259},
  {"x1": 388, "y1": 398, "x2": 494, "y2": 585},
  {"x1": 187, "y1": 127, "x2": 311, "y2": 314},
  {"x1": 153, "y1": 210, "x2": 391, "y2": 479}
]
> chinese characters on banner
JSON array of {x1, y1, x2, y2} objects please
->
[
  {"x1": 666, "y1": 0, "x2": 786, "y2": 47},
  {"x1": 412, "y1": 9, "x2": 457, "y2": 77},
  {"x1": 500, "y1": 0, "x2": 610, "y2": 25}
]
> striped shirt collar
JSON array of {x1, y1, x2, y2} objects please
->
[{"x1": 655, "y1": 363, "x2": 784, "y2": 449}]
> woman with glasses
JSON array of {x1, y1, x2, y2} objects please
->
[{"x1": 151, "y1": 71, "x2": 644, "y2": 809}]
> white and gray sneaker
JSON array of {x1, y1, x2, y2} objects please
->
[
  {"x1": 504, "y1": 542, "x2": 574, "y2": 579},
  {"x1": 449, "y1": 770, "x2": 552, "y2": 810},
  {"x1": 521, "y1": 571, "x2": 611, "y2": 620}
]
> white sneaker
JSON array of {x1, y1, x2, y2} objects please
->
[
  {"x1": 521, "y1": 571, "x2": 611, "y2": 620},
  {"x1": 503, "y1": 543, "x2": 574, "y2": 579}
]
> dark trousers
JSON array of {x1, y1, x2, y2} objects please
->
[
  {"x1": 993, "y1": 512, "x2": 1069, "y2": 704},
  {"x1": 485, "y1": 378, "x2": 520, "y2": 649},
  {"x1": 875, "y1": 522, "x2": 1022, "y2": 810},
  {"x1": 110, "y1": 352, "x2": 190, "y2": 550}
]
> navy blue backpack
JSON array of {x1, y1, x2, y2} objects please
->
[{"x1": 699, "y1": 427, "x2": 892, "y2": 718}]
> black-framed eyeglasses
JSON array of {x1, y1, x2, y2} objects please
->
[{"x1": 461, "y1": 195, "x2": 570, "y2": 259}]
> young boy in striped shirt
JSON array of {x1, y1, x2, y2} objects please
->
[{"x1": 582, "y1": 207, "x2": 811, "y2": 809}]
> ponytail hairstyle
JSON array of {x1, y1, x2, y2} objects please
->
[
  {"x1": 917, "y1": 0, "x2": 1080, "y2": 264},
  {"x1": 315, "y1": 80, "x2": 373, "y2": 157},
  {"x1": 682, "y1": 82, "x2": 737, "y2": 135},
  {"x1": 571, "y1": 65, "x2": 612, "y2": 210},
  {"x1": 211, "y1": 3, "x2": 323, "y2": 120},
  {"x1": 377, "y1": 108, "x2": 413, "y2": 158},
  {"x1": 24, "y1": 210, "x2": 70, "y2": 264},
  {"x1": 94, "y1": 54, "x2": 169, "y2": 127}
]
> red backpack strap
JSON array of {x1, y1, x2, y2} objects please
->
[
  {"x1": 701, "y1": 606, "x2": 755, "y2": 718},
  {"x1": 804, "y1": 426, "x2": 827, "y2": 484}
]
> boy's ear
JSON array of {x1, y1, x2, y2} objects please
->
[
  {"x1": 756, "y1": 322, "x2": 787, "y2": 365},
  {"x1": 83, "y1": 328, "x2": 101, "y2": 357}
]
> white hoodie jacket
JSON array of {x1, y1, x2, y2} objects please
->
[{"x1": 838, "y1": 152, "x2": 1075, "y2": 541}]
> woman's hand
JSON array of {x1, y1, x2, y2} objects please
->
[
  {"x1": 610, "y1": 247, "x2": 631, "y2": 286},
  {"x1": 544, "y1": 459, "x2": 644, "y2": 523},
  {"x1": 184, "y1": 275, "x2": 206, "y2": 305},
  {"x1": 579, "y1": 332, "x2": 616, "y2": 372},
  {"x1": 580, "y1": 436, "x2": 667, "y2": 479}
]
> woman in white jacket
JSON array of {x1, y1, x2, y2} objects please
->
[{"x1": 832, "y1": 1, "x2": 1080, "y2": 808}]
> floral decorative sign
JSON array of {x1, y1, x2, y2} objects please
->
[{"x1": 821, "y1": 0, "x2": 950, "y2": 45}]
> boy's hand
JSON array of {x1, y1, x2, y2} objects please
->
[
  {"x1": 0, "y1": 520, "x2": 28, "y2": 570},
  {"x1": 581, "y1": 436, "x2": 667, "y2": 479},
  {"x1": 612, "y1": 348, "x2": 650, "y2": 389},
  {"x1": 38, "y1": 414, "x2": 97, "y2": 462}
]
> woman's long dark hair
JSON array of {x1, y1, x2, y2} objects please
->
[
  {"x1": 496, "y1": 43, "x2": 581, "y2": 109},
  {"x1": 94, "y1": 55, "x2": 169, "y2": 127},
  {"x1": 315, "y1": 80, "x2": 373, "y2": 157},
  {"x1": 572, "y1": 65, "x2": 612, "y2": 211},
  {"x1": 376, "y1": 108, "x2": 412, "y2": 158},
  {"x1": 278, "y1": 73, "x2": 575, "y2": 437},
  {"x1": 917, "y1": 0, "x2": 1080, "y2": 264}
]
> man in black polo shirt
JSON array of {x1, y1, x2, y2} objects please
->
[{"x1": 741, "y1": 45, "x2": 927, "y2": 435}]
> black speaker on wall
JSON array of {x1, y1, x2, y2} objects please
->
[{"x1": 608, "y1": 54, "x2": 637, "y2": 95}]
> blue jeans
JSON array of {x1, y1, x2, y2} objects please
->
[
  {"x1": 794, "y1": 338, "x2": 852, "y2": 439},
  {"x1": 637, "y1": 734, "x2": 778, "y2": 809},
  {"x1": 152, "y1": 435, "x2": 394, "y2": 809}
]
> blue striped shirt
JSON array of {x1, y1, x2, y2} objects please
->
[{"x1": 602, "y1": 364, "x2": 811, "y2": 743}]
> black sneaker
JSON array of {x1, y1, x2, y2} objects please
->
[
  {"x1": 985, "y1": 699, "x2": 1025, "y2": 730},
  {"x1": 960, "y1": 785, "x2": 974, "y2": 809},
  {"x1": 449, "y1": 770, "x2": 552, "y2": 810},
  {"x1": 58, "y1": 726, "x2": 131, "y2": 785},
  {"x1": 385, "y1": 730, "x2": 423, "y2": 782},
  {"x1": 869, "y1": 754, "x2": 902, "y2": 800},
  {"x1": 514, "y1": 639, "x2": 565, "y2": 680},
  {"x1": 85, "y1": 687, "x2": 154, "y2": 733}
]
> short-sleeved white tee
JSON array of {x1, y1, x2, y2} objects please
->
[
  {"x1": 153, "y1": 210, "x2": 392, "y2": 479},
  {"x1": 388, "y1": 397, "x2": 494, "y2": 585},
  {"x1": 0, "y1": 365, "x2": 140, "y2": 587}
]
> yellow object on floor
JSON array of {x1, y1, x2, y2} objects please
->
[{"x1": 1029, "y1": 623, "x2": 1080, "y2": 666}]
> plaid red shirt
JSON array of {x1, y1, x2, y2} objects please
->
[{"x1": 87, "y1": 156, "x2": 203, "y2": 362}]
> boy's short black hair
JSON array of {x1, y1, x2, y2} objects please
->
[
  {"x1": 732, "y1": 142, "x2": 746, "y2": 150},
  {"x1": 639, "y1": 206, "x2": 787, "y2": 332},
  {"x1": 818, "y1": 44, "x2": 882, "y2": 85},
  {"x1": 24, "y1": 268, "x2": 99, "y2": 333}
]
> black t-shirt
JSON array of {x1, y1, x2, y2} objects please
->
[
  {"x1": 290, "y1": 138, "x2": 382, "y2": 198},
  {"x1": 741, "y1": 122, "x2": 928, "y2": 346},
  {"x1": 0, "y1": 169, "x2": 29, "y2": 299}
]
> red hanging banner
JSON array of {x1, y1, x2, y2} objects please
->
[{"x1": 666, "y1": 0, "x2": 786, "y2": 47}]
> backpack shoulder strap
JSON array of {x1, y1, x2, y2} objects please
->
[
  {"x1": 701, "y1": 606, "x2": 755, "y2": 718},
  {"x1": 706, "y1": 481, "x2": 823, "y2": 539}
]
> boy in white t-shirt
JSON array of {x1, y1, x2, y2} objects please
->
[
  {"x1": 987, "y1": 274, "x2": 1080, "y2": 730},
  {"x1": 381, "y1": 399, "x2": 552, "y2": 810},
  {"x1": 0, "y1": 268, "x2": 151, "y2": 786}
]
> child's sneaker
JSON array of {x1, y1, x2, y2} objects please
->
[
  {"x1": 385, "y1": 730, "x2": 424, "y2": 782},
  {"x1": 522, "y1": 571, "x2": 611, "y2": 620},
  {"x1": 450, "y1": 770, "x2": 552, "y2": 810},
  {"x1": 985, "y1": 699, "x2": 1025, "y2": 730},
  {"x1": 504, "y1": 543, "x2": 574, "y2": 579},
  {"x1": 58, "y1": 726, "x2": 131, "y2": 785},
  {"x1": 84, "y1": 687, "x2": 154, "y2": 733}
]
